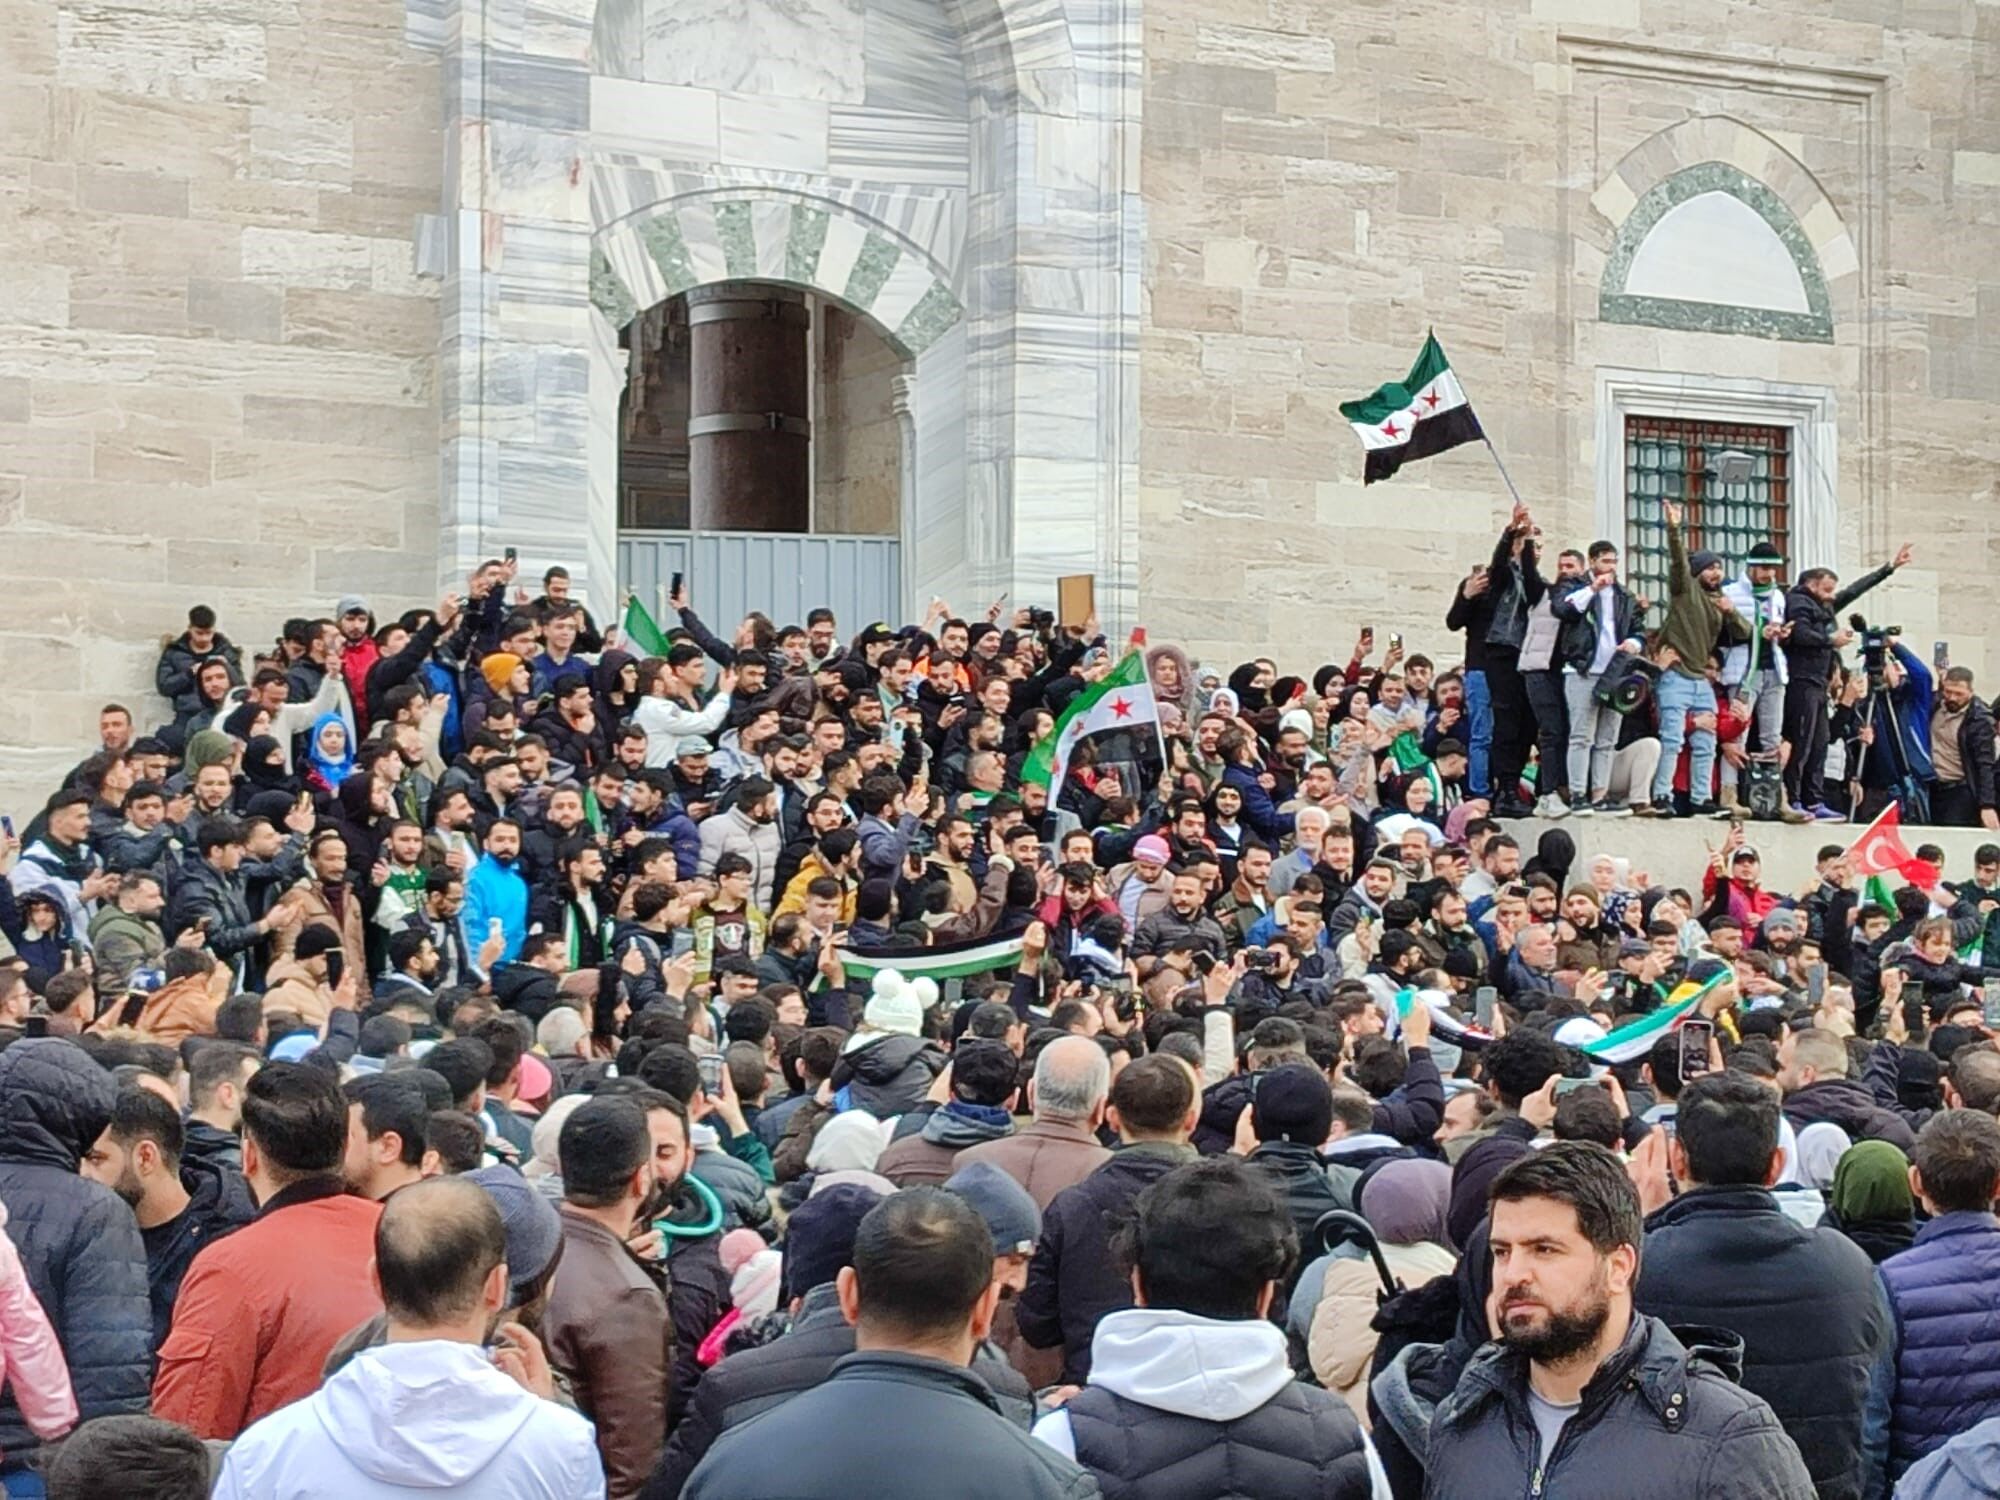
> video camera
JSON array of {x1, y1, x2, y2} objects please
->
[
  {"x1": 1849, "y1": 613, "x2": 1902, "y2": 689},
  {"x1": 1591, "y1": 648, "x2": 1662, "y2": 716}
]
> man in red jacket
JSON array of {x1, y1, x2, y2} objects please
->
[{"x1": 153, "y1": 1063, "x2": 382, "y2": 1439}]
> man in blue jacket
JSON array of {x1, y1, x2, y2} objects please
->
[
  {"x1": 1871, "y1": 1108, "x2": 2000, "y2": 1486},
  {"x1": 462, "y1": 818, "x2": 530, "y2": 966}
]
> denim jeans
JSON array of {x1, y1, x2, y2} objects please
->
[
  {"x1": 1652, "y1": 671, "x2": 1718, "y2": 801},
  {"x1": 1465, "y1": 669, "x2": 1493, "y2": 797},
  {"x1": 1564, "y1": 671, "x2": 1619, "y2": 802}
]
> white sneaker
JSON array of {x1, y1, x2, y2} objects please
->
[{"x1": 1535, "y1": 794, "x2": 1570, "y2": 819}]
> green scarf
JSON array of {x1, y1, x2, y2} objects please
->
[{"x1": 1830, "y1": 1140, "x2": 1912, "y2": 1223}]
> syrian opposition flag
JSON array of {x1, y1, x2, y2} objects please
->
[
  {"x1": 1339, "y1": 333, "x2": 1484, "y2": 484},
  {"x1": 1574, "y1": 972, "x2": 1724, "y2": 1065},
  {"x1": 621, "y1": 595, "x2": 671, "y2": 657},
  {"x1": 1022, "y1": 651, "x2": 1159, "y2": 791},
  {"x1": 832, "y1": 930, "x2": 1026, "y2": 983},
  {"x1": 1397, "y1": 969, "x2": 1723, "y2": 1066}
]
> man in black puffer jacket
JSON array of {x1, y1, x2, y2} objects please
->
[
  {"x1": 1426, "y1": 1143, "x2": 1813, "y2": 1500},
  {"x1": 1037, "y1": 1158, "x2": 1376, "y2": 1500},
  {"x1": 1636, "y1": 1072, "x2": 1889, "y2": 1500},
  {"x1": 1019, "y1": 1057, "x2": 1199, "y2": 1384},
  {"x1": 0, "y1": 1039, "x2": 153, "y2": 1486},
  {"x1": 1242, "y1": 1063, "x2": 1341, "y2": 1280}
]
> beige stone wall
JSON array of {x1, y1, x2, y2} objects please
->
[
  {"x1": 1138, "y1": 2, "x2": 2000, "y2": 683},
  {"x1": 0, "y1": 0, "x2": 440, "y2": 809}
]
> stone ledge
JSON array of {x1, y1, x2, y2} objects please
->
[{"x1": 1503, "y1": 814, "x2": 1988, "y2": 892}]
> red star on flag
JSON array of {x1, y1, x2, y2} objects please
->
[
  {"x1": 1420, "y1": 390, "x2": 1441, "y2": 410},
  {"x1": 1109, "y1": 696, "x2": 1133, "y2": 720},
  {"x1": 1381, "y1": 420, "x2": 1402, "y2": 439}
]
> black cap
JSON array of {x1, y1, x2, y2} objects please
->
[{"x1": 1253, "y1": 1062, "x2": 1334, "y2": 1146}]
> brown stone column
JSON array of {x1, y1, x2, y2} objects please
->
[{"x1": 685, "y1": 283, "x2": 811, "y2": 532}]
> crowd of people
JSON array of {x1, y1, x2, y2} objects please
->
[{"x1": 0, "y1": 526, "x2": 1996, "y2": 1500}]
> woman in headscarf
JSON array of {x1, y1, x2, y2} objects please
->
[
  {"x1": 1308, "y1": 1159, "x2": 1457, "y2": 1421},
  {"x1": 1794, "y1": 1121, "x2": 1853, "y2": 1192},
  {"x1": 303, "y1": 711, "x2": 354, "y2": 800},
  {"x1": 1145, "y1": 643, "x2": 1195, "y2": 721},
  {"x1": 1227, "y1": 661, "x2": 1270, "y2": 714},
  {"x1": 1443, "y1": 797, "x2": 1489, "y2": 848},
  {"x1": 219, "y1": 700, "x2": 269, "y2": 746},
  {"x1": 237, "y1": 735, "x2": 296, "y2": 806},
  {"x1": 1823, "y1": 1139, "x2": 1918, "y2": 1264},
  {"x1": 1325, "y1": 686, "x2": 1383, "y2": 811},
  {"x1": 1522, "y1": 827, "x2": 1575, "y2": 890}
]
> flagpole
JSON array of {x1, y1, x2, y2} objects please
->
[
  {"x1": 1481, "y1": 436, "x2": 1526, "y2": 511},
  {"x1": 1438, "y1": 334, "x2": 1526, "y2": 510}
]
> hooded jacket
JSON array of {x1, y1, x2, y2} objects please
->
[
  {"x1": 1037, "y1": 1307, "x2": 1379, "y2": 1500},
  {"x1": 1424, "y1": 1316, "x2": 1814, "y2": 1500},
  {"x1": 829, "y1": 1033, "x2": 948, "y2": 1119},
  {"x1": 0, "y1": 1039, "x2": 152, "y2": 1463},
  {"x1": 212, "y1": 1339, "x2": 602, "y2": 1500}
]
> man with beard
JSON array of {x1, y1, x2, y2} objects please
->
[
  {"x1": 1646, "y1": 500, "x2": 1752, "y2": 818},
  {"x1": 1424, "y1": 1143, "x2": 1813, "y2": 1500},
  {"x1": 84, "y1": 1087, "x2": 257, "y2": 1352},
  {"x1": 1781, "y1": 542, "x2": 1911, "y2": 820},
  {"x1": 462, "y1": 819, "x2": 529, "y2": 965},
  {"x1": 545, "y1": 1095, "x2": 672, "y2": 1498}
]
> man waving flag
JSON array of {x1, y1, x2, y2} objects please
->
[
  {"x1": 1340, "y1": 333, "x2": 1484, "y2": 484},
  {"x1": 1022, "y1": 651, "x2": 1159, "y2": 792}
]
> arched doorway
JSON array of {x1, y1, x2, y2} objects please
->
[
  {"x1": 420, "y1": 0, "x2": 1142, "y2": 630},
  {"x1": 614, "y1": 281, "x2": 911, "y2": 630}
]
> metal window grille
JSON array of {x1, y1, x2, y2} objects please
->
[{"x1": 1623, "y1": 416, "x2": 1790, "y2": 621}]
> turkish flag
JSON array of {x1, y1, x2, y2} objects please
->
[{"x1": 1846, "y1": 802, "x2": 1937, "y2": 889}]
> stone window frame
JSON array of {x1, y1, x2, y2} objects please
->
[
  {"x1": 1593, "y1": 367, "x2": 1839, "y2": 581},
  {"x1": 1598, "y1": 160, "x2": 1835, "y2": 345}
]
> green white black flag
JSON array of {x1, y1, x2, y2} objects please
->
[{"x1": 1339, "y1": 334, "x2": 1484, "y2": 484}]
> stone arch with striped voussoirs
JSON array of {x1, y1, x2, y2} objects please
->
[
  {"x1": 1591, "y1": 115, "x2": 1857, "y2": 345},
  {"x1": 590, "y1": 190, "x2": 965, "y2": 359}
]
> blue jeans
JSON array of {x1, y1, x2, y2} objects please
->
[
  {"x1": 3, "y1": 1471, "x2": 46, "y2": 1498},
  {"x1": 1652, "y1": 672, "x2": 1718, "y2": 801},
  {"x1": 1465, "y1": 669, "x2": 1493, "y2": 797}
]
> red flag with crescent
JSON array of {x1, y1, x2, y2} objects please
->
[{"x1": 1845, "y1": 802, "x2": 1936, "y2": 889}]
